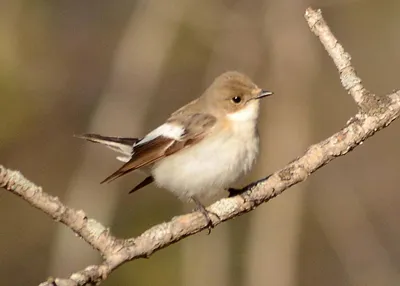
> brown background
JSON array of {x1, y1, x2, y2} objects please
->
[{"x1": 1, "y1": 0, "x2": 400, "y2": 285}]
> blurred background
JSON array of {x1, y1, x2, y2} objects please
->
[{"x1": 1, "y1": 0, "x2": 400, "y2": 285}]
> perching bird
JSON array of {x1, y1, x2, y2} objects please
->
[{"x1": 76, "y1": 71, "x2": 273, "y2": 228}]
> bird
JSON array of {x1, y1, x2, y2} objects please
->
[{"x1": 76, "y1": 71, "x2": 273, "y2": 229}]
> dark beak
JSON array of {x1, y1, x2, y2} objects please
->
[{"x1": 255, "y1": 89, "x2": 273, "y2": 99}]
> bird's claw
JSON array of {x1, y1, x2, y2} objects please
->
[
  {"x1": 192, "y1": 197, "x2": 219, "y2": 234},
  {"x1": 227, "y1": 187, "x2": 245, "y2": 197}
]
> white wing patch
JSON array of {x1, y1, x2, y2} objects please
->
[
  {"x1": 117, "y1": 155, "x2": 131, "y2": 162},
  {"x1": 135, "y1": 123, "x2": 184, "y2": 146}
]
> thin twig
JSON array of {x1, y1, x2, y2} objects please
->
[{"x1": 305, "y1": 8, "x2": 368, "y2": 107}]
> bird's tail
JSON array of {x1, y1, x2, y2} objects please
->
[{"x1": 74, "y1": 133, "x2": 138, "y2": 162}]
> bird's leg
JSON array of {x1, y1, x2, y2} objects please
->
[{"x1": 191, "y1": 197, "x2": 218, "y2": 234}]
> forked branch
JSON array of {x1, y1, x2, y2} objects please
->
[{"x1": 0, "y1": 8, "x2": 399, "y2": 286}]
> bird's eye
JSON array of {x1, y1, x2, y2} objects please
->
[{"x1": 231, "y1": 96, "x2": 242, "y2": 104}]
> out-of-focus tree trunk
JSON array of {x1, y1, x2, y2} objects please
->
[
  {"x1": 48, "y1": 1, "x2": 190, "y2": 276},
  {"x1": 0, "y1": 0, "x2": 22, "y2": 141},
  {"x1": 0, "y1": 1, "x2": 20, "y2": 67},
  {"x1": 244, "y1": 1, "x2": 317, "y2": 285}
]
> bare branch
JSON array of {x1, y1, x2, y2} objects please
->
[
  {"x1": 1, "y1": 7, "x2": 399, "y2": 286},
  {"x1": 305, "y1": 8, "x2": 370, "y2": 109}
]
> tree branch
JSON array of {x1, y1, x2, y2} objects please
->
[
  {"x1": 1, "y1": 7, "x2": 399, "y2": 286},
  {"x1": 305, "y1": 8, "x2": 368, "y2": 107}
]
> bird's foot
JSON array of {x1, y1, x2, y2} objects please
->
[
  {"x1": 227, "y1": 175, "x2": 273, "y2": 200},
  {"x1": 191, "y1": 197, "x2": 219, "y2": 234},
  {"x1": 227, "y1": 187, "x2": 249, "y2": 204},
  {"x1": 227, "y1": 187, "x2": 245, "y2": 197}
]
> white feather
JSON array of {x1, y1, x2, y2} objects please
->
[
  {"x1": 136, "y1": 123, "x2": 184, "y2": 146},
  {"x1": 117, "y1": 156, "x2": 131, "y2": 162},
  {"x1": 227, "y1": 101, "x2": 260, "y2": 122}
]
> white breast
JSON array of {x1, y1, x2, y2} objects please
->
[{"x1": 152, "y1": 102, "x2": 260, "y2": 201}]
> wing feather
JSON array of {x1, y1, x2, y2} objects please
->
[
  {"x1": 101, "y1": 136, "x2": 175, "y2": 183},
  {"x1": 101, "y1": 113, "x2": 216, "y2": 184},
  {"x1": 75, "y1": 134, "x2": 137, "y2": 155}
]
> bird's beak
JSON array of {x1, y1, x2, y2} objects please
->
[{"x1": 255, "y1": 89, "x2": 273, "y2": 99}]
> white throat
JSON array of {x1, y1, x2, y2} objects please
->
[{"x1": 227, "y1": 101, "x2": 260, "y2": 122}]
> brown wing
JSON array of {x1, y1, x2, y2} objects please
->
[
  {"x1": 100, "y1": 136, "x2": 175, "y2": 183},
  {"x1": 101, "y1": 113, "x2": 216, "y2": 184}
]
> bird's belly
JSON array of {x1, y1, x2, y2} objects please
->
[{"x1": 152, "y1": 131, "x2": 259, "y2": 201}]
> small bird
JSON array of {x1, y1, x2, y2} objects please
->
[{"x1": 76, "y1": 71, "x2": 273, "y2": 228}]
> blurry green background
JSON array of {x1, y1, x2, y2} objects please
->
[{"x1": 1, "y1": 0, "x2": 400, "y2": 285}]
